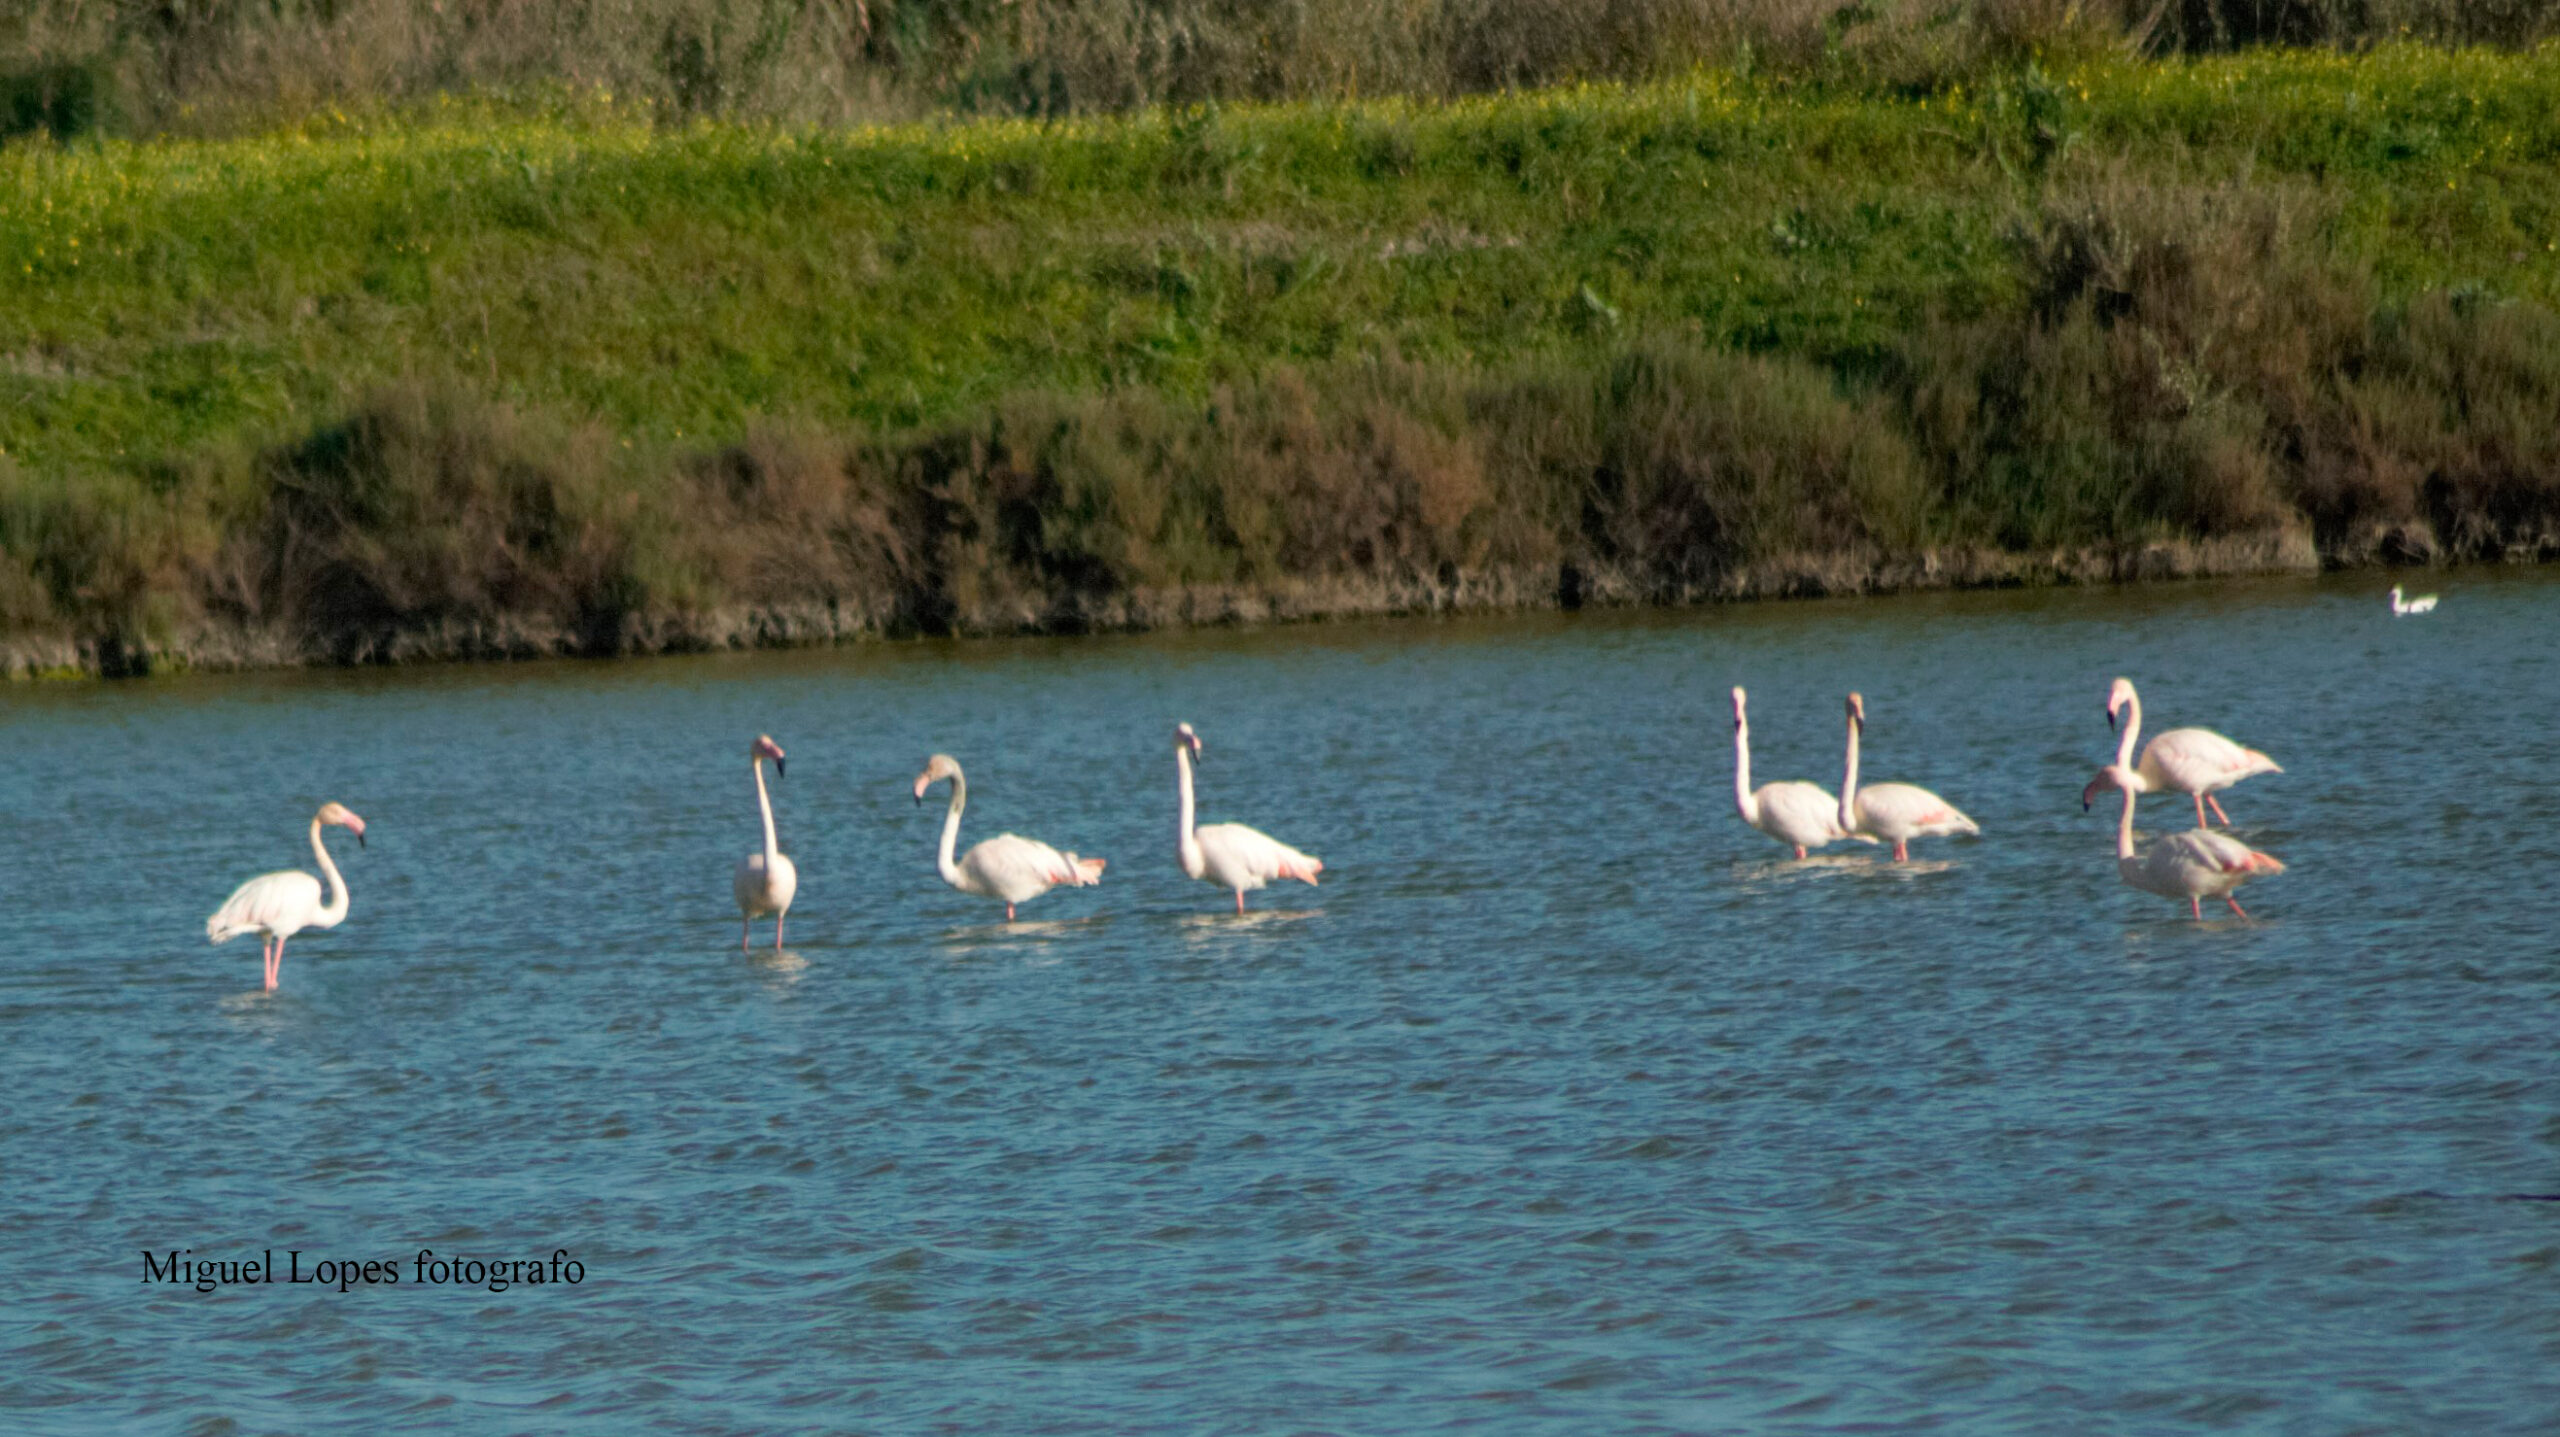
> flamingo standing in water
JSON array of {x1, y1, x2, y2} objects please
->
[
  {"x1": 1839, "y1": 693, "x2": 1979, "y2": 862},
  {"x1": 2085, "y1": 764, "x2": 2285, "y2": 919},
  {"x1": 1731, "y1": 687, "x2": 1868, "y2": 859},
  {"x1": 206, "y1": 803, "x2": 367, "y2": 990},
  {"x1": 733, "y1": 735, "x2": 797, "y2": 950},
  {"x1": 914, "y1": 754, "x2": 1104, "y2": 921},
  {"x1": 2389, "y1": 585, "x2": 2439, "y2": 616},
  {"x1": 2104, "y1": 677, "x2": 2281, "y2": 829},
  {"x1": 1173, "y1": 722, "x2": 1323, "y2": 913}
]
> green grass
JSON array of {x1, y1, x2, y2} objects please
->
[{"x1": 4, "y1": 44, "x2": 2560, "y2": 666}]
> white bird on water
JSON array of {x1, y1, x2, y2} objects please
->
[
  {"x1": 206, "y1": 802, "x2": 367, "y2": 991},
  {"x1": 733, "y1": 735, "x2": 797, "y2": 951},
  {"x1": 1839, "y1": 693, "x2": 1978, "y2": 862},
  {"x1": 1731, "y1": 687, "x2": 1869, "y2": 859},
  {"x1": 1173, "y1": 722, "x2": 1323, "y2": 913},
  {"x1": 914, "y1": 754, "x2": 1104, "y2": 921},
  {"x1": 2389, "y1": 585, "x2": 2439, "y2": 616},
  {"x1": 2084, "y1": 763, "x2": 2285, "y2": 919},
  {"x1": 2103, "y1": 677, "x2": 2281, "y2": 830}
]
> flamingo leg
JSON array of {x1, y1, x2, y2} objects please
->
[
  {"x1": 1893, "y1": 841, "x2": 1909, "y2": 862},
  {"x1": 1793, "y1": 845, "x2": 1808, "y2": 860},
  {"x1": 774, "y1": 912, "x2": 786, "y2": 950},
  {"x1": 2192, "y1": 793, "x2": 2209, "y2": 828},
  {"x1": 741, "y1": 918, "x2": 751, "y2": 953},
  {"x1": 1235, "y1": 890, "x2": 1246, "y2": 915},
  {"x1": 266, "y1": 937, "x2": 285, "y2": 990},
  {"x1": 2207, "y1": 794, "x2": 2233, "y2": 828},
  {"x1": 1006, "y1": 903, "x2": 1017, "y2": 922},
  {"x1": 2226, "y1": 895, "x2": 2252, "y2": 920},
  {"x1": 2190, "y1": 897, "x2": 2203, "y2": 920}
]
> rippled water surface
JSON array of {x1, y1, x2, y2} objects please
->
[{"x1": 6, "y1": 573, "x2": 2559, "y2": 1433}]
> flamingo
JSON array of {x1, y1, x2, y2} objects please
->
[
  {"x1": 2104, "y1": 677, "x2": 2281, "y2": 830},
  {"x1": 2084, "y1": 764, "x2": 2285, "y2": 919},
  {"x1": 205, "y1": 802, "x2": 367, "y2": 990},
  {"x1": 1731, "y1": 687, "x2": 1869, "y2": 859},
  {"x1": 913, "y1": 754, "x2": 1104, "y2": 921},
  {"x1": 1839, "y1": 693, "x2": 1979, "y2": 862},
  {"x1": 1173, "y1": 722, "x2": 1323, "y2": 913},
  {"x1": 733, "y1": 735, "x2": 797, "y2": 951},
  {"x1": 2389, "y1": 585, "x2": 2439, "y2": 616}
]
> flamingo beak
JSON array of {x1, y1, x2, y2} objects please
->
[{"x1": 913, "y1": 776, "x2": 927, "y2": 806}]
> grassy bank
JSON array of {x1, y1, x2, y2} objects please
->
[{"x1": 5, "y1": 44, "x2": 2560, "y2": 674}]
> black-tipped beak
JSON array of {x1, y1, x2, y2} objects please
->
[
  {"x1": 774, "y1": 757, "x2": 786, "y2": 780},
  {"x1": 2105, "y1": 708, "x2": 2116, "y2": 732},
  {"x1": 2081, "y1": 795, "x2": 2091, "y2": 813},
  {"x1": 913, "y1": 791, "x2": 923, "y2": 807},
  {"x1": 357, "y1": 832, "x2": 367, "y2": 848}
]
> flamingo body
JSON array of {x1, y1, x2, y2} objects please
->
[
  {"x1": 915, "y1": 755, "x2": 1104, "y2": 921},
  {"x1": 1731, "y1": 688, "x2": 1868, "y2": 859},
  {"x1": 2088, "y1": 764, "x2": 2284, "y2": 918},
  {"x1": 2107, "y1": 678, "x2": 2280, "y2": 829},
  {"x1": 206, "y1": 802, "x2": 364, "y2": 990},
  {"x1": 1173, "y1": 724, "x2": 1323, "y2": 912}
]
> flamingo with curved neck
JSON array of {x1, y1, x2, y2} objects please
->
[
  {"x1": 2085, "y1": 763, "x2": 2285, "y2": 919},
  {"x1": 1732, "y1": 687, "x2": 1865, "y2": 859},
  {"x1": 732, "y1": 735, "x2": 797, "y2": 950},
  {"x1": 914, "y1": 754, "x2": 1104, "y2": 921},
  {"x1": 2105, "y1": 677, "x2": 2281, "y2": 829},
  {"x1": 1174, "y1": 722, "x2": 1323, "y2": 913},
  {"x1": 1839, "y1": 693, "x2": 1978, "y2": 862},
  {"x1": 206, "y1": 802, "x2": 367, "y2": 990}
]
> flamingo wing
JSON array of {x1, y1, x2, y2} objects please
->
[
  {"x1": 1196, "y1": 822, "x2": 1324, "y2": 888},
  {"x1": 1852, "y1": 782, "x2": 1979, "y2": 840},
  {"x1": 1756, "y1": 782, "x2": 1867, "y2": 848},
  {"x1": 963, "y1": 834, "x2": 1101, "y2": 903},
  {"x1": 207, "y1": 870, "x2": 324, "y2": 943},
  {"x1": 2142, "y1": 728, "x2": 2280, "y2": 793}
]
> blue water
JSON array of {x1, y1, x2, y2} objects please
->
[{"x1": 4, "y1": 572, "x2": 2557, "y2": 1433}]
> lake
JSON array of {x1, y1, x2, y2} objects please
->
[{"x1": 4, "y1": 572, "x2": 2556, "y2": 1433}]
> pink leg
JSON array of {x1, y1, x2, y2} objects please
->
[
  {"x1": 2226, "y1": 895, "x2": 2251, "y2": 920},
  {"x1": 2193, "y1": 793, "x2": 2210, "y2": 829},
  {"x1": 2190, "y1": 897, "x2": 2203, "y2": 920},
  {"x1": 266, "y1": 938, "x2": 284, "y2": 990},
  {"x1": 1793, "y1": 845, "x2": 1808, "y2": 860},
  {"x1": 1235, "y1": 891, "x2": 1246, "y2": 915},
  {"x1": 774, "y1": 912, "x2": 785, "y2": 950},
  {"x1": 2207, "y1": 794, "x2": 2233, "y2": 828},
  {"x1": 1006, "y1": 903, "x2": 1017, "y2": 922},
  {"x1": 741, "y1": 919, "x2": 750, "y2": 953},
  {"x1": 1893, "y1": 841, "x2": 1909, "y2": 862}
]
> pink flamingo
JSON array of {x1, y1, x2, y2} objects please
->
[
  {"x1": 206, "y1": 803, "x2": 367, "y2": 990},
  {"x1": 914, "y1": 754, "x2": 1104, "y2": 921},
  {"x1": 733, "y1": 735, "x2": 796, "y2": 950},
  {"x1": 1839, "y1": 693, "x2": 1979, "y2": 861},
  {"x1": 1173, "y1": 723, "x2": 1323, "y2": 913},
  {"x1": 2105, "y1": 677, "x2": 2281, "y2": 829},
  {"x1": 2085, "y1": 764, "x2": 2286, "y2": 919}
]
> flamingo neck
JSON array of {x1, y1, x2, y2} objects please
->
[
  {"x1": 1733, "y1": 717, "x2": 1758, "y2": 824},
  {"x1": 1839, "y1": 714, "x2": 1862, "y2": 831},
  {"x1": 2115, "y1": 781, "x2": 2138, "y2": 862},
  {"x1": 2113, "y1": 691, "x2": 2142, "y2": 770},
  {"x1": 309, "y1": 817, "x2": 350, "y2": 928},
  {"x1": 753, "y1": 758, "x2": 780, "y2": 867},
  {"x1": 1176, "y1": 745, "x2": 1204, "y2": 875},
  {"x1": 936, "y1": 770, "x2": 969, "y2": 888}
]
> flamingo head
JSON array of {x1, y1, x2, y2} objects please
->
[
  {"x1": 1730, "y1": 687, "x2": 1747, "y2": 728},
  {"x1": 2105, "y1": 677, "x2": 2137, "y2": 731},
  {"x1": 317, "y1": 802, "x2": 366, "y2": 847},
  {"x1": 1847, "y1": 692, "x2": 1866, "y2": 728},
  {"x1": 750, "y1": 734, "x2": 786, "y2": 778},
  {"x1": 1175, "y1": 722, "x2": 1202, "y2": 760},
  {"x1": 2080, "y1": 763, "x2": 2135, "y2": 812},
  {"x1": 913, "y1": 753, "x2": 961, "y2": 804}
]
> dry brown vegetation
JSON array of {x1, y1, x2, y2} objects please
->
[{"x1": 7, "y1": 0, "x2": 2557, "y2": 138}]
